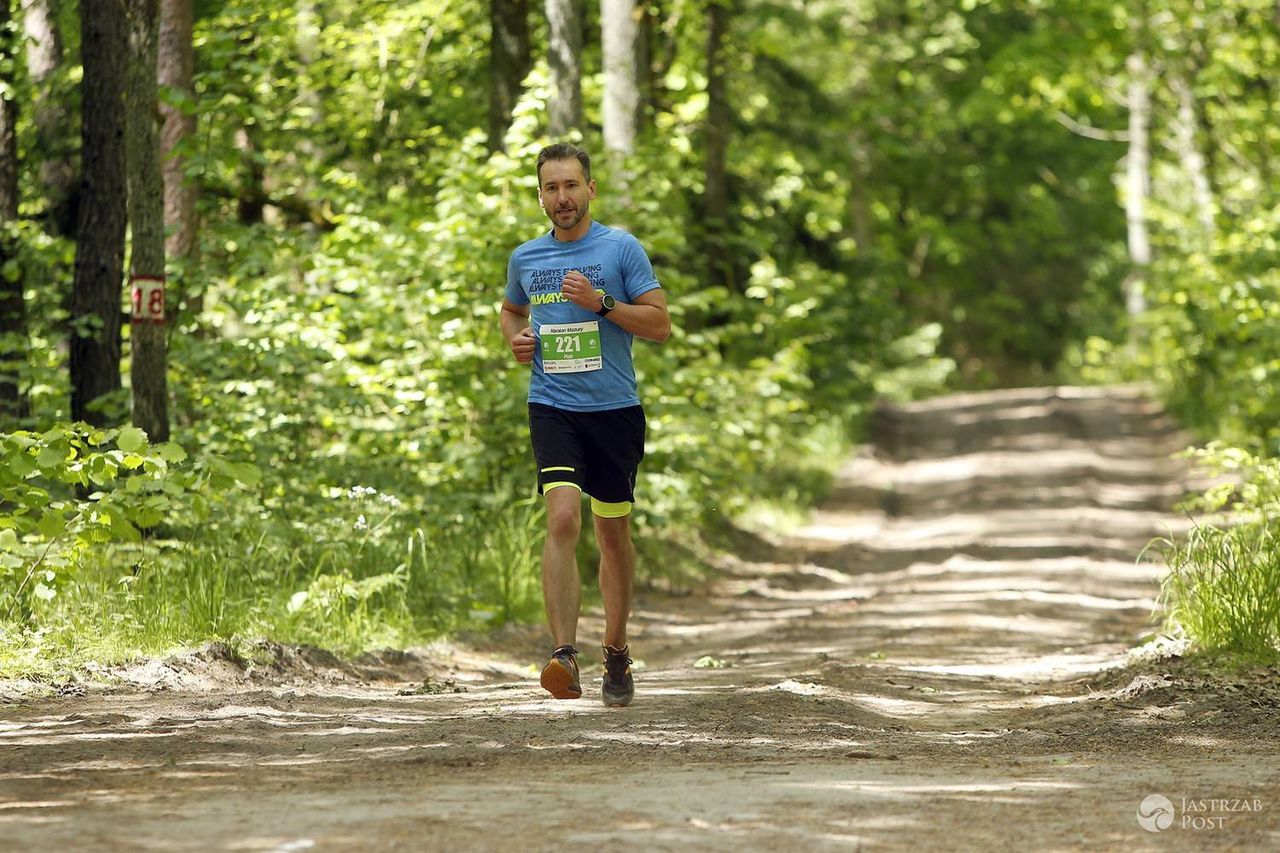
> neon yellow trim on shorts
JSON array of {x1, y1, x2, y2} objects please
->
[
  {"x1": 590, "y1": 498, "x2": 632, "y2": 518},
  {"x1": 540, "y1": 466, "x2": 575, "y2": 473},
  {"x1": 543, "y1": 481, "x2": 582, "y2": 493}
]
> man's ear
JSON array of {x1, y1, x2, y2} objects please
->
[{"x1": 588, "y1": 180, "x2": 597, "y2": 200}]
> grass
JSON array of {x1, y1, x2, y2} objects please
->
[
  {"x1": 1153, "y1": 446, "x2": 1280, "y2": 662},
  {"x1": 0, "y1": 496, "x2": 550, "y2": 681},
  {"x1": 1156, "y1": 516, "x2": 1280, "y2": 661}
]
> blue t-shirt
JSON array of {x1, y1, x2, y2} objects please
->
[{"x1": 505, "y1": 221, "x2": 662, "y2": 412}]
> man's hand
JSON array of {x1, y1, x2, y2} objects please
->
[
  {"x1": 561, "y1": 270, "x2": 602, "y2": 312},
  {"x1": 510, "y1": 327, "x2": 536, "y2": 364}
]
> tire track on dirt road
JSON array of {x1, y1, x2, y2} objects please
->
[{"x1": 3, "y1": 385, "x2": 1279, "y2": 851}]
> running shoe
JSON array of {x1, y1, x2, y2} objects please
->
[
  {"x1": 540, "y1": 644, "x2": 582, "y2": 699},
  {"x1": 601, "y1": 644, "x2": 634, "y2": 707}
]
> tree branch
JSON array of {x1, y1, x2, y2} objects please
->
[{"x1": 1054, "y1": 110, "x2": 1129, "y2": 143}]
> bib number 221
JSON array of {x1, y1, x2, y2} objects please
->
[{"x1": 540, "y1": 321, "x2": 602, "y2": 374}]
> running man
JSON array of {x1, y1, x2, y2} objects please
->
[{"x1": 501, "y1": 143, "x2": 671, "y2": 706}]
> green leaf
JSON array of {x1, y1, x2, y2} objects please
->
[
  {"x1": 117, "y1": 426, "x2": 148, "y2": 453},
  {"x1": 229, "y1": 461, "x2": 262, "y2": 487},
  {"x1": 0, "y1": 528, "x2": 17, "y2": 550},
  {"x1": 155, "y1": 442, "x2": 189, "y2": 463},
  {"x1": 9, "y1": 452, "x2": 35, "y2": 477},
  {"x1": 36, "y1": 511, "x2": 66, "y2": 539},
  {"x1": 36, "y1": 446, "x2": 64, "y2": 469},
  {"x1": 134, "y1": 510, "x2": 163, "y2": 528},
  {"x1": 109, "y1": 511, "x2": 142, "y2": 543},
  {"x1": 122, "y1": 454, "x2": 145, "y2": 470}
]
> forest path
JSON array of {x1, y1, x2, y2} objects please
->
[{"x1": 4, "y1": 385, "x2": 1280, "y2": 851}]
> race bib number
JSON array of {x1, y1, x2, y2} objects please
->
[{"x1": 540, "y1": 321, "x2": 603, "y2": 374}]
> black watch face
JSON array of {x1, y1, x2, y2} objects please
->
[{"x1": 602, "y1": 295, "x2": 616, "y2": 310}]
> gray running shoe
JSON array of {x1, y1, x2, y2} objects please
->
[
  {"x1": 601, "y1": 644, "x2": 634, "y2": 707},
  {"x1": 540, "y1": 644, "x2": 582, "y2": 699}
]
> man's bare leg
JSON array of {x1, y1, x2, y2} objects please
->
[
  {"x1": 594, "y1": 513, "x2": 634, "y2": 649},
  {"x1": 542, "y1": 486, "x2": 582, "y2": 647}
]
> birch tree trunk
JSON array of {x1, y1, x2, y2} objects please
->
[
  {"x1": 489, "y1": 0, "x2": 530, "y2": 152},
  {"x1": 602, "y1": 0, "x2": 641, "y2": 156},
  {"x1": 1123, "y1": 49, "x2": 1150, "y2": 320},
  {"x1": 72, "y1": 0, "x2": 128, "y2": 427},
  {"x1": 1171, "y1": 75, "x2": 1215, "y2": 239},
  {"x1": 126, "y1": 0, "x2": 169, "y2": 441},
  {"x1": 546, "y1": 0, "x2": 582, "y2": 137},
  {"x1": 21, "y1": 0, "x2": 78, "y2": 236},
  {"x1": 0, "y1": 0, "x2": 28, "y2": 420}
]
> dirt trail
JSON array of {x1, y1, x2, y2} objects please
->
[{"x1": 4, "y1": 385, "x2": 1279, "y2": 852}]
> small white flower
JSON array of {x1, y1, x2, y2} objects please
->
[{"x1": 355, "y1": 514, "x2": 368, "y2": 530}]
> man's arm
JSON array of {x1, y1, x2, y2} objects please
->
[
  {"x1": 501, "y1": 298, "x2": 536, "y2": 364},
  {"x1": 560, "y1": 271, "x2": 671, "y2": 343},
  {"x1": 603, "y1": 288, "x2": 670, "y2": 343}
]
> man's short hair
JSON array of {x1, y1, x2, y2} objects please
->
[{"x1": 536, "y1": 143, "x2": 591, "y2": 185}]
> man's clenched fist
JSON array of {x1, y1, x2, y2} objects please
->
[
  {"x1": 560, "y1": 270, "x2": 600, "y2": 311},
  {"x1": 510, "y1": 326, "x2": 537, "y2": 364}
]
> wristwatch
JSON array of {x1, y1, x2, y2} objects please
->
[{"x1": 595, "y1": 294, "x2": 616, "y2": 317}]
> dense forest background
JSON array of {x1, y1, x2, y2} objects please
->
[{"x1": 1, "y1": 0, "x2": 1277, "y2": 672}]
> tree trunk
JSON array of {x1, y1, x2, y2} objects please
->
[
  {"x1": 236, "y1": 124, "x2": 265, "y2": 224},
  {"x1": 21, "y1": 0, "x2": 78, "y2": 236},
  {"x1": 1123, "y1": 49, "x2": 1150, "y2": 320},
  {"x1": 704, "y1": 0, "x2": 734, "y2": 291},
  {"x1": 545, "y1": 0, "x2": 582, "y2": 137},
  {"x1": 602, "y1": 0, "x2": 641, "y2": 156},
  {"x1": 489, "y1": 0, "x2": 530, "y2": 152},
  {"x1": 71, "y1": 0, "x2": 128, "y2": 427},
  {"x1": 847, "y1": 133, "x2": 873, "y2": 254},
  {"x1": 637, "y1": 1, "x2": 653, "y2": 123},
  {"x1": 1, "y1": 0, "x2": 28, "y2": 420},
  {"x1": 126, "y1": 0, "x2": 168, "y2": 442},
  {"x1": 159, "y1": 0, "x2": 198, "y2": 316},
  {"x1": 1171, "y1": 75, "x2": 1215, "y2": 240}
]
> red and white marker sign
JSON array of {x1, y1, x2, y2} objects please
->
[{"x1": 130, "y1": 275, "x2": 165, "y2": 324}]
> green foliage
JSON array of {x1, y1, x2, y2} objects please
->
[
  {"x1": 1154, "y1": 445, "x2": 1280, "y2": 660},
  {"x1": 0, "y1": 423, "x2": 259, "y2": 620}
]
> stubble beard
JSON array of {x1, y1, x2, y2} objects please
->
[{"x1": 547, "y1": 202, "x2": 588, "y2": 233}]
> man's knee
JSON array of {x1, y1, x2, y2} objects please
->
[
  {"x1": 545, "y1": 491, "x2": 582, "y2": 543},
  {"x1": 594, "y1": 517, "x2": 632, "y2": 559}
]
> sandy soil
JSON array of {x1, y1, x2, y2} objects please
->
[{"x1": 3, "y1": 385, "x2": 1278, "y2": 852}]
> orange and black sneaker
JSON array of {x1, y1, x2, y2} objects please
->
[
  {"x1": 540, "y1": 644, "x2": 582, "y2": 699},
  {"x1": 601, "y1": 644, "x2": 634, "y2": 707}
]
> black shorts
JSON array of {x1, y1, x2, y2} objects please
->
[{"x1": 529, "y1": 403, "x2": 646, "y2": 512}]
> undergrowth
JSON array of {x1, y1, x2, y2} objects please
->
[{"x1": 1153, "y1": 444, "x2": 1280, "y2": 662}]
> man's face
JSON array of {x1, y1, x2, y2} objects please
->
[{"x1": 538, "y1": 158, "x2": 596, "y2": 232}]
